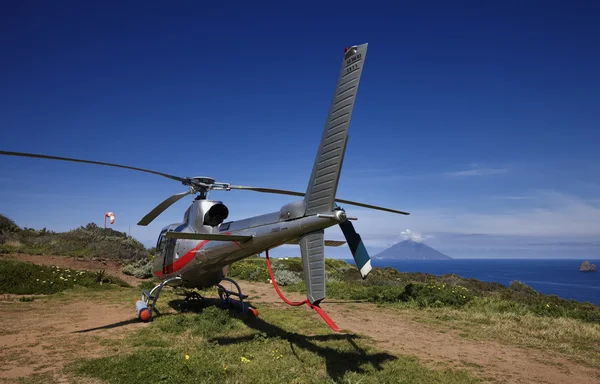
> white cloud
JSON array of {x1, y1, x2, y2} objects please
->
[
  {"x1": 348, "y1": 190, "x2": 600, "y2": 245},
  {"x1": 445, "y1": 167, "x2": 507, "y2": 177},
  {"x1": 399, "y1": 229, "x2": 433, "y2": 242},
  {"x1": 488, "y1": 195, "x2": 534, "y2": 200}
]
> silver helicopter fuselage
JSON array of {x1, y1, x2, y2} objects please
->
[{"x1": 153, "y1": 199, "x2": 346, "y2": 289}]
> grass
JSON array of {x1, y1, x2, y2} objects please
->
[
  {"x1": 70, "y1": 298, "x2": 479, "y2": 384},
  {"x1": 397, "y1": 299, "x2": 600, "y2": 370},
  {"x1": 0, "y1": 259, "x2": 130, "y2": 294}
]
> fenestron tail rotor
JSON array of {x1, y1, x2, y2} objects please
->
[{"x1": 0, "y1": 150, "x2": 410, "y2": 226}]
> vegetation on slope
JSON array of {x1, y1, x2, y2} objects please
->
[
  {"x1": 0, "y1": 259, "x2": 130, "y2": 294},
  {"x1": 0, "y1": 213, "x2": 149, "y2": 261},
  {"x1": 230, "y1": 257, "x2": 600, "y2": 324}
]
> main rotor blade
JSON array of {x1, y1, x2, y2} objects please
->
[
  {"x1": 164, "y1": 232, "x2": 253, "y2": 242},
  {"x1": 0, "y1": 150, "x2": 186, "y2": 183},
  {"x1": 138, "y1": 190, "x2": 193, "y2": 226},
  {"x1": 227, "y1": 185, "x2": 305, "y2": 197},
  {"x1": 227, "y1": 185, "x2": 409, "y2": 215},
  {"x1": 334, "y1": 198, "x2": 410, "y2": 215}
]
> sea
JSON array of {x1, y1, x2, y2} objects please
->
[{"x1": 344, "y1": 259, "x2": 600, "y2": 306}]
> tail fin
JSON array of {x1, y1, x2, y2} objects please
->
[
  {"x1": 299, "y1": 229, "x2": 325, "y2": 304},
  {"x1": 304, "y1": 44, "x2": 369, "y2": 216}
]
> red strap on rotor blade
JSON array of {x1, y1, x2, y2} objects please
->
[{"x1": 265, "y1": 250, "x2": 341, "y2": 332}]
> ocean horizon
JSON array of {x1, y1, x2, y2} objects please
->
[{"x1": 342, "y1": 258, "x2": 600, "y2": 306}]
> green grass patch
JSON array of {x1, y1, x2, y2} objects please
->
[
  {"x1": 71, "y1": 303, "x2": 479, "y2": 384},
  {"x1": 0, "y1": 259, "x2": 130, "y2": 294}
]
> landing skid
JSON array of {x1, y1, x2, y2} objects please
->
[
  {"x1": 135, "y1": 276, "x2": 258, "y2": 321},
  {"x1": 136, "y1": 276, "x2": 183, "y2": 322}
]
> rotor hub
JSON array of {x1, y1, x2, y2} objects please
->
[
  {"x1": 191, "y1": 176, "x2": 215, "y2": 185},
  {"x1": 183, "y1": 176, "x2": 233, "y2": 200}
]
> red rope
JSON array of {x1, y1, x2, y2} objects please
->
[{"x1": 265, "y1": 250, "x2": 341, "y2": 332}]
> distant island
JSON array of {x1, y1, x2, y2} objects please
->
[
  {"x1": 580, "y1": 260, "x2": 597, "y2": 272},
  {"x1": 373, "y1": 239, "x2": 452, "y2": 260}
]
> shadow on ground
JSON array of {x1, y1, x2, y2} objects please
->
[{"x1": 168, "y1": 297, "x2": 398, "y2": 381}]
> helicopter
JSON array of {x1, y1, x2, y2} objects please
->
[{"x1": 0, "y1": 43, "x2": 409, "y2": 331}]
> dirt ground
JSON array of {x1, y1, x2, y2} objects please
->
[
  {"x1": 246, "y1": 282, "x2": 600, "y2": 384},
  {"x1": 1, "y1": 253, "x2": 599, "y2": 384}
]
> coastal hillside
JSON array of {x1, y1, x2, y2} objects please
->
[
  {"x1": 1, "y1": 240, "x2": 599, "y2": 382},
  {"x1": 374, "y1": 239, "x2": 452, "y2": 260},
  {"x1": 0, "y1": 213, "x2": 149, "y2": 261}
]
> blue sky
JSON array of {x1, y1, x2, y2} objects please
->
[{"x1": 1, "y1": 1, "x2": 599, "y2": 258}]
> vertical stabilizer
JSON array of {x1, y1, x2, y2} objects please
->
[
  {"x1": 299, "y1": 229, "x2": 325, "y2": 304},
  {"x1": 304, "y1": 44, "x2": 368, "y2": 216}
]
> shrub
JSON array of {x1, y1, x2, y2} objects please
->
[
  {"x1": 229, "y1": 258, "x2": 270, "y2": 282},
  {"x1": 0, "y1": 214, "x2": 19, "y2": 233},
  {"x1": 400, "y1": 282, "x2": 473, "y2": 307},
  {"x1": 273, "y1": 269, "x2": 302, "y2": 286},
  {"x1": 123, "y1": 258, "x2": 154, "y2": 279},
  {"x1": 510, "y1": 280, "x2": 538, "y2": 295}
]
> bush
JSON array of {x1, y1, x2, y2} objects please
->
[
  {"x1": 0, "y1": 214, "x2": 19, "y2": 233},
  {"x1": 123, "y1": 258, "x2": 154, "y2": 279},
  {"x1": 400, "y1": 282, "x2": 473, "y2": 307},
  {"x1": 510, "y1": 280, "x2": 538, "y2": 295},
  {"x1": 273, "y1": 269, "x2": 302, "y2": 286},
  {"x1": 229, "y1": 258, "x2": 270, "y2": 282}
]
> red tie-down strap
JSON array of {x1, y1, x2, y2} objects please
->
[{"x1": 265, "y1": 250, "x2": 341, "y2": 332}]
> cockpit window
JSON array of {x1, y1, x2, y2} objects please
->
[{"x1": 156, "y1": 229, "x2": 167, "y2": 249}]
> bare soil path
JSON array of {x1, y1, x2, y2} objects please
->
[{"x1": 2, "y1": 253, "x2": 599, "y2": 384}]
